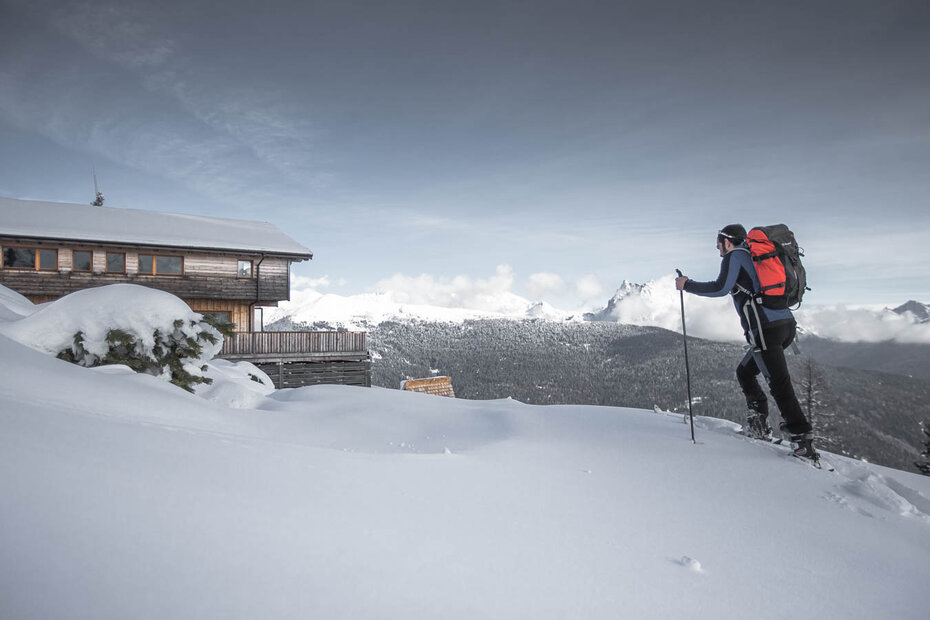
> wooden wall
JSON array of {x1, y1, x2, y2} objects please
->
[
  {"x1": 0, "y1": 237, "x2": 294, "y2": 303},
  {"x1": 401, "y1": 376, "x2": 456, "y2": 398},
  {"x1": 254, "y1": 358, "x2": 372, "y2": 389},
  {"x1": 186, "y1": 299, "x2": 253, "y2": 331},
  {"x1": 221, "y1": 331, "x2": 368, "y2": 357}
]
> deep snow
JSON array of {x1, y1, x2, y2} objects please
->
[{"x1": 1, "y1": 284, "x2": 929, "y2": 619}]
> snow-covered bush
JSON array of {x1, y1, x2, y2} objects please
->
[
  {"x1": 56, "y1": 318, "x2": 221, "y2": 392},
  {"x1": 1, "y1": 284, "x2": 228, "y2": 392}
]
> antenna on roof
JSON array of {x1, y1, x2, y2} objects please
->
[{"x1": 91, "y1": 165, "x2": 105, "y2": 207}]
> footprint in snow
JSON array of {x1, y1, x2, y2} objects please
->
[{"x1": 677, "y1": 556, "x2": 703, "y2": 572}]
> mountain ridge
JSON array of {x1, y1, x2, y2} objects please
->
[{"x1": 273, "y1": 279, "x2": 930, "y2": 344}]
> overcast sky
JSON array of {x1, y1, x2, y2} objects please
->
[{"x1": 1, "y1": 0, "x2": 928, "y2": 309}]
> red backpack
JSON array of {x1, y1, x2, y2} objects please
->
[{"x1": 746, "y1": 225, "x2": 809, "y2": 309}]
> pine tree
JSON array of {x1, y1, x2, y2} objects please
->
[
  {"x1": 799, "y1": 356, "x2": 840, "y2": 452},
  {"x1": 915, "y1": 423, "x2": 930, "y2": 476},
  {"x1": 57, "y1": 317, "x2": 224, "y2": 392},
  {"x1": 201, "y1": 313, "x2": 237, "y2": 339}
]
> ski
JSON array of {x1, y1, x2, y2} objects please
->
[
  {"x1": 739, "y1": 428, "x2": 836, "y2": 472},
  {"x1": 740, "y1": 429, "x2": 780, "y2": 444},
  {"x1": 791, "y1": 452, "x2": 835, "y2": 472}
]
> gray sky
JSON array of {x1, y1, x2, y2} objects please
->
[{"x1": 2, "y1": 0, "x2": 929, "y2": 308}]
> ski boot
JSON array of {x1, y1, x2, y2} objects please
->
[
  {"x1": 745, "y1": 400, "x2": 773, "y2": 441},
  {"x1": 791, "y1": 435, "x2": 819, "y2": 460},
  {"x1": 779, "y1": 424, "x2": 820, "y2": 465}
]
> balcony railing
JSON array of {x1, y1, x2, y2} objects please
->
[{"x1": 219, "y1": 331, "x2": 368, "y2": 359}]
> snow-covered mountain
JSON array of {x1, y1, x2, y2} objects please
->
[
  {"x1": 2, "y1": 283, "x2": 930, "y2": 618},
  {"x1": 267, "y1": 285, "x2": 574, "y2": 330},
  {"x1": 894, "y1": 300, "x2": 930, "y2": 324},
  {"x1": 271, "y1": 277, "x2": 930, "y2": 345},
  {"x1": 581, "y1": 279, "x2": 930, "y2": 344},
  {"x1": 269, "y1": 275, "x2": 727, "y2": 335},
  {"x1": 582, "y1": 279, "x2": 646, "y2": 321},
  {"x1": 581, "y1": 276, "x2": 741, "y2": 342}
]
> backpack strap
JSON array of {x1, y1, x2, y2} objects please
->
[
  {"x1": 742, "y1": 299, "x2": 767, "y2": 351},
  {"x1": 728, "y1": 247, "x2": 760, "y2": 298}
]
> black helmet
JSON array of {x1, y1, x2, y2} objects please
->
[{"x1": 717, "y1": 224, "x2": 746, "y2": 245}]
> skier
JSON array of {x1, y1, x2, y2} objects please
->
[{"x1": 675, "y1": 224, "x2": 818, "y2": 462}]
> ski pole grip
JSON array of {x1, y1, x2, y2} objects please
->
[{"x1": 676, "y1": 269, "x2": 683, "y2": 277}]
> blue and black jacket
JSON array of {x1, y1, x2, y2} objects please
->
[{"x1": 683, "y1": 243, "x2": 793, "y2": 346}]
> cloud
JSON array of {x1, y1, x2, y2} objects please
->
[
  {"x1": 291, "y1": 274, "x2": 345, "y2": 289},
  {"x1": 374, "y1": 265, "x2": 531, "y2": 314},
  {"x1": 796, "y1": 306, "x2": 930, "y2": 344},
  {"x1": 601, "y1": 275, "x2": 930, "y2": 345},
  {"x1": 283, "y1": 267, "x2": 930, "y2": 344},
  {"x1": 526, "y1": 272, "x2": 565, "y2": 300},
  {"x1": 603, "y1": 275, "x2": 742, "y2": 342},
  {"x1": 576, "y1": 274, "x2": 605, "y2": 300},
  {"x1": 46, "y1": 2, "x2": 176, "y2": 69},
  {"x1": 0, "y1": 1, "x2": 325, "y2": 208}
]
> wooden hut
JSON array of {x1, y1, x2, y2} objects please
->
[{"x1": 0, "y1": 196, "x2": 369, "y2": 387}]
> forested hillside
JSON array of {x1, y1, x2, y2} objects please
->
[
  {"x1": 269, "y1": 317, "x2": 930, "y2": 472},
  {"x1": 799, "y1": 334, "x2": 930, "y2": 380}
]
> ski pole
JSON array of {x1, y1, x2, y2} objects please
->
[{"x1": 676, "y1": 269, "x2": 696, "y2": 443}]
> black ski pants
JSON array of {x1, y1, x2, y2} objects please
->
[{"x1": 736, "y1": 320, "x2": 812, "y2": 435}]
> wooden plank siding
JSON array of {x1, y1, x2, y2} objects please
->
[
  {"x1": 0, "y1": 234, "x2": 376, "y2": 390},
  {"x1": 2, "y1": 270, "x2": 288, "y2": 303},
  {"x1": 401, "y1": 376, "x2": 456, "y2": 398},
  {"x1": 253, "y1": 359, "x2": 372, "y2": 389},
  {"x1": 186, "y1": 299, "x2": 252, "y2": 332},
  {"x1": 219, "y1": 331, "x2": 368, "y2": 360},
  {"x1": 222, "y1": 331, "x2": 372, "y2": 389},
  {"x1": 0, "y1": 237, "x2": 292, "y2": 302}
]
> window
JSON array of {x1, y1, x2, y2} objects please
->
[
  {"x1": 39, "y1": 249, "x2": 57, "y2": 270},
  {"x1": 72, "y1": 250, "x2": 92, "y2": 272},
  {"x1": 1, "y1": 247, "x2": 57, "y2": 271},
  {"x1": 106, "y1": 252, "x2": 125, "y2": 274},
  {"x1": 139, "y1": 254, "x2": 183, "y2": 276},
  {"x1": 157, "y1": 256, "x2": 183, "y2": 275},
  {"x1": 237, "y1": 260, "x2": 253, "y2": 279},
  {"x1": 3, "y1": 248, "x2": 35, "y2": 269}
]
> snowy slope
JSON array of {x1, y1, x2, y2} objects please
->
[{"x1": 2, "y1": 285, "x2": 930, "y2": 619}]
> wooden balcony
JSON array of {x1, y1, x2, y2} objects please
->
[
  {"x1": 218, "y1": 330, "x2": 371, "y2": 388},
  {"x1": 218, "y1": 330, "x2": 368, "y2": 362}
]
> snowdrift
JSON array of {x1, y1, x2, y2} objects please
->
[{"x1": 1, "y1": 283, "x2": 929, "y2": 619}]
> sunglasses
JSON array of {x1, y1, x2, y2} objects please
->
[{"x1": 716, "y1": 231, "x2": 740, "y2": 245}]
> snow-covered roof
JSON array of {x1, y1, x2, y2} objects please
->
[{"x1": 0, "y1": 197, "x2": 312, "y2": 259}]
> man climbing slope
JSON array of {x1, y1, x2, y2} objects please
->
[{"x1": 675, "y1": 224, "x2": 818, "y2": 462}]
